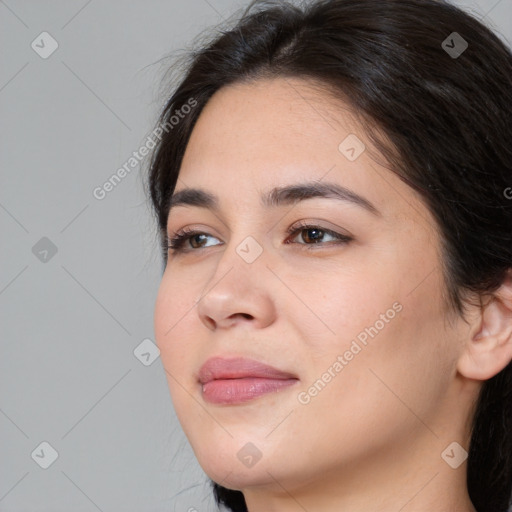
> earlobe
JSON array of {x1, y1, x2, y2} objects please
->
[{"x1": 457, "y1": 271, "x2": 512, "y2": 381}]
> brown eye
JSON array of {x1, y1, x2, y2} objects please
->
[
  {"x1": 189, "y1": 234, "x2": 209, "y2": 249},
  {"x1": 286, "y1": 222, "x2": 353, "y2": 248},
  {"x1": 299, "y1": 227, "x2": 326, "y2": 244},
  {"x1": 167, "y1": 230, "x2": 222, "y2": 253}
]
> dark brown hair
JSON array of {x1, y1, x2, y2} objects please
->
[{"x1": 145, "y1": 1, "x2": 512, "y2": 510}]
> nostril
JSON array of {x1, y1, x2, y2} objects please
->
[
  {"x1": 205, "y1": 317, "x2": 216, "y2": 330},
  {"x1": 227, "y1": 313, "x2": 253, "y2": 323}
]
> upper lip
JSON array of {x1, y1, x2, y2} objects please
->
[{"x1": 198, "y1": 356, "x2": 298, "y2": 384}]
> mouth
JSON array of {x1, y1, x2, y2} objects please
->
[{"x1": 198, "y1": 356, "x2": 299, "y2": 405}]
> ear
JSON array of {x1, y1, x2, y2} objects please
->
[{"x1": 457, "y1": 269, "x2": 512, "y2": 380}]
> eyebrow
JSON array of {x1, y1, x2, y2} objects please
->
[{"x1": 167, "y1": 181, "x2": 381, "y2": 217}]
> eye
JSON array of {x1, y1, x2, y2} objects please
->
[
  {"x1": 285, "y1": 221, "x2": 353, "y2": 249},
  {"x1": 166, "y1": 228, "x2": 222, "y2": 253}
]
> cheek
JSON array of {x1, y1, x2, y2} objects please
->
[
  {"x1": 292, "y1": 251, "x2": 450, "y2": 420},
  {"x1": 153, "y1": 272, "x2": 197, "y2": 382},
  {"x1": 154, "y1": 278, "x2": 204, "y2": 434},
  {"x1": 288, "y1": 263, "x2": 400, "y2": 362}
]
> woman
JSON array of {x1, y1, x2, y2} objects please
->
[{"x1": 146, "y1": 0, "x2": 512, "y2": 510}]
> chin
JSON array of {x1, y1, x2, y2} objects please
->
[
  {"x1": 191, "y1": 439, "x2": 285, "y2": 489},
  {"x1": 199, "y1": 457, "x2": 261, "y2": 485}
]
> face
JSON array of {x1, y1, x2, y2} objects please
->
[{"x1": 154, "y1": 78, "x2": 472, "y2": 498}]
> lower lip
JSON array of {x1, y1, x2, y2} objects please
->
[{"x1": 201, "y1": 377, "x2": 298, "y2": 404}]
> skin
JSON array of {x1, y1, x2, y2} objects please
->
[{"x1": 154, "y1": 77, "x2": 512, "y2": 512}]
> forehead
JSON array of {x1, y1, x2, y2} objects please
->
[
  {"x1": 179, "y1": 78, "x2": 372, "y2": 193},
  {"x1": 182, "y1": 77, "x2": 359, "y2": 163}
]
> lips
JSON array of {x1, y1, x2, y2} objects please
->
[{"x1": 198, "y1": 356, "x2": 299, "y2": 404}]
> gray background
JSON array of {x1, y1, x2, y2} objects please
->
[{"x1": 1, "y1": 1, "x2": 511, "y2": 511}]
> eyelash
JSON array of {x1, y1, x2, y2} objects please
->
[{"x1": 166, "y1": 221, "x2": 353, "y2": 254}]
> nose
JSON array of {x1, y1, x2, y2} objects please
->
[{"x1": 196, "y1": 246, "x2": 277, "y2": 331}]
